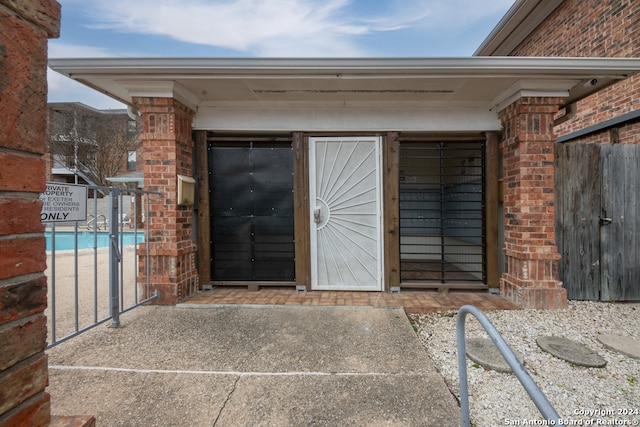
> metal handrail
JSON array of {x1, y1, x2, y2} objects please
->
[{"x1": 456, "y1": 305, "x2": 560, "y2": 426}]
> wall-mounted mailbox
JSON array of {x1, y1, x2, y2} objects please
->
[{"x1": 177, "y1": 174, "x2": 196, "y2": 206}]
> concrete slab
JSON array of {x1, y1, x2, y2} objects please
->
[
  {"x1": 47, "y1": 305, "x2": 461, "y2": 426},
  {"x1": 48, "y1": 369, "x2": 234, "y2": 426},
  {"x1": 597, "y1": 334, "x2": 640, "y2": 359},
  {"x1": 216, "y1": 374, "x2": 457, "y2": 426},
  {"x1": 465, "y1": 337, "x2": 524, "y2": 373},
  {"x1": 536, "y1": 336, "x2": 607, "y2": 368}
]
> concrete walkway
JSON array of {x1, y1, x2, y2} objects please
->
[{"x1": 47, "y1": 305, "x2": 461, "y2": 426}]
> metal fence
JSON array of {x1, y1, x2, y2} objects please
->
[{"x1": 44, "y1": 185, "x2": 159, "y2": 348}]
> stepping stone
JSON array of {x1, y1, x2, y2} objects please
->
[
  {"x1": 597, "y1": 334, "x2": 640, "y2": 359},
  {"x1": 536, "y1": 336, "x2": 606, "y2": 368},
  {"x1": 466, "y1": 337, "x2": 524, "y2": 373}
]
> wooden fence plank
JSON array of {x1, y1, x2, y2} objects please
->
[
  {"x1": 629, "y1": 148, "x2": 640, "y2": 299},
  {"x1": 557, "y1": 143, "x2": 601, "y2": 300},
  {"x1": 558, "y1": 142, "x2": 640, "y2": 301},
  {"x1": 554, "y1": 143, "x2": 566, "y2": 284},
  {"x1": 602, "y1": 144, "x2": 640, "y2": 300},
  {"x1": 622, "y1": 146, "x2": 639, "y2": 300}
]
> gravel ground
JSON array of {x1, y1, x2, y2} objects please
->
[{"x1": 409, "y1": 301, "x2": 640, "y2": 427}]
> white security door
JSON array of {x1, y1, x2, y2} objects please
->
[{"x1": 309, "y1": 137, "x2": 383, "y2": 291}]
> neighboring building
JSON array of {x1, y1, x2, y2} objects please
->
[
  {"x1": 476, "y1": 0, "x2": 640, "y2": 301},
  {"x1": 476, "y1": 0, "x2": 640, "y2": 137},
  {"x1": 47, "y1": 102, "x2": 142, "y2": 189}
]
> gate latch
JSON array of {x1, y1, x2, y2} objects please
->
[{"x1": 599, "y1": 216, "x2": 612, "y2": 226}]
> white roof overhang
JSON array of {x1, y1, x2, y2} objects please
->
[{"x1": 49, "y1": 57, "x2": 640, "y2": 132}]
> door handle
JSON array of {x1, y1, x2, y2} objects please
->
[
  {"x1": 599, "y1": 216, "x2": 612, "y2": 226},
  {"x1": 314, "y1": 207, "x2": 322, "y2": 224}
]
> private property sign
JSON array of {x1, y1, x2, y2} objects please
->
[{"x1": 40, "y1": 182, "x2": 88, "y2": 222}]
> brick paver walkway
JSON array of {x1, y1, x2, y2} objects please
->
[{"x1": 182, "y1": 287, "x2": 520, "y2": 313}]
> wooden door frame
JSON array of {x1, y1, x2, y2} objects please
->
[
  {"x1": 195, "y1": 130, "x2": 210, "y2": 288},
  {"x1": 383, "y1": 133, "x2": 400, "y2": 292},
  {"x1": 293, "y1": 132, "x2": 311, "y2": 290}
]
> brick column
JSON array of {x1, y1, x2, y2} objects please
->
[
  {"x1": 499, "y1": 97, "x2": 567, "y2": 309},
  {"x1": 0, "y1": 1, "x2": 59, "y2": 425},
  {"x1": 133, "y1": 97, "x2": 199, "y2": 304}
]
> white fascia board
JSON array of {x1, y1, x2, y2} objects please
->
[
  {"x1": 491, "y1": 79, "x2": 579, "y2": 112},
  {"x1": 49, "y1": 57, "x2": 640, "y2": 77},
  {"x1": 193, "y1": 103, "x2": 501, "y2": 132},
  {"x1": 118, "y1": 80, "x2": 201, "y2": 111}
]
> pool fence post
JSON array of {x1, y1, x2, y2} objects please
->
[{"x1": 109, "y1": 189, "x2": 122, "y2": 327}]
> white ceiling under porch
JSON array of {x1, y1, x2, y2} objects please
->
[{"x1": 49, "y1": 57, "x2": 640, "y2": 132}]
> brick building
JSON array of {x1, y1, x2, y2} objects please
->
[
  {"x1": 49, "y1": 55, "x2": 640, "y2": 309},
  {"x1": 3, "y1": 1, "x2": 637, "y2": 426},
  {"x1": 0, "y1": 1, "x2": 60, "y2": 425},
  {"x1": 33, "y1": 1, "x2": 640, "y2": 340},
  {"x1": 476, "y1": 0, "x2": 640, "y2": 301},
  {"x1": 477, "y1": 0, "x2": 640, "y2": 137}
]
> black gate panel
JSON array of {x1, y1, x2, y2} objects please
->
[
  {"x1": 399, "y1": 141, "x2": 486, "y2": 284},
  {"x1": 209, "y1": 143, "x2": 295, "y2": 281}
]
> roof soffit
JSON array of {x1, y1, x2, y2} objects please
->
[
  {"x1": 492, "y1": 79, "x2": 576, "y2": 112},
  {"x1": 118, "y1": 80, "x2": 201, "y2": 111},
  {"x1": 49, "y1": 57, "x2": 640, "y2": 111}
]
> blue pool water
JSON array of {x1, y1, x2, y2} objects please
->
[{"x1": 45, "y1": 231, "x2": 144, "y2": 251}]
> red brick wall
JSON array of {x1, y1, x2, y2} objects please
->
[
  {"x1": 0, "y1": 0, "x2": 60, "y2": 426},
  {"x1": 133, "y1": 97, "x2": 199, "y2": 304},
  {"x1": 498, "y1": 97, "x2": 567, "y2": 309},
  {"x1": 510, "y1": 0, "x2": 640, "y2": 138}
]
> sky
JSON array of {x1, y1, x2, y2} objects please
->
[{"x1": 47, "y1": 0, "x2": 517, "y2": 109}]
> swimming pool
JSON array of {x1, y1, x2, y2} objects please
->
[{"x1": 45, "y1": 231, "x2": 144, "y2": 251}]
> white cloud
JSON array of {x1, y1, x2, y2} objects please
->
[
  {"x1": 62, "y1": 0, "x2": 515, "y2": 57},
  {"x1": 408, "y1": 0, "x2": 516, "y2": 28},
  {"x1": 48, "y1": 42, "x2": 113, "y2": 58},
  {"x1": 79, "y1": 0, "x2": 368, "y2": 56}
]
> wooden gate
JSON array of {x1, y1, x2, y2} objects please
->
[{"x1": 556, "y1": 143, "x2": 640, "y2": 301}]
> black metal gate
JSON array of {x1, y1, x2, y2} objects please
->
[
  {"x1": 399, "y1": 141, "x2": 486, "y2": 285},
  {"x1": 209, "y1": 141, "x2": 295, "y2": 281}
]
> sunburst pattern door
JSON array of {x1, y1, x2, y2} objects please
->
[{"x1": 309, "y1": 137, "x2": 383, "y2": 291}]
